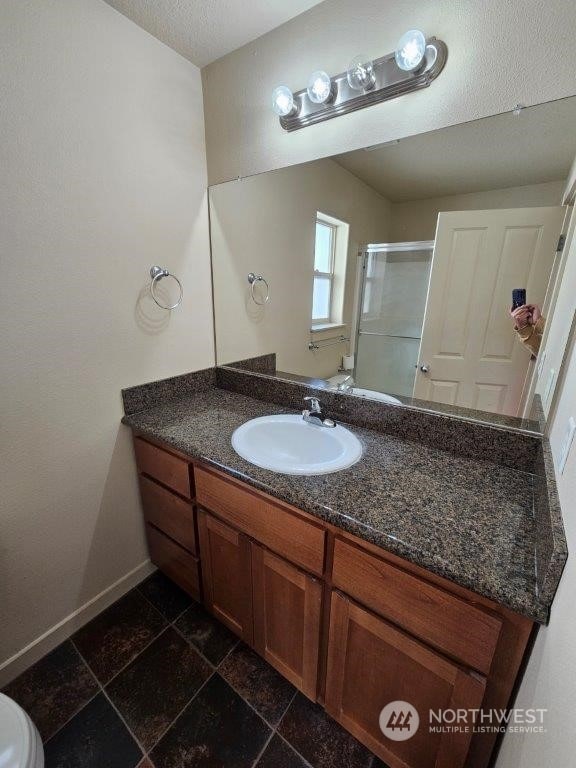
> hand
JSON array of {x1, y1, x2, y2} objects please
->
[
  {"x1": 526, "y1": 304, "x2": 542, "y2": 325},
  {"x1": 510, "y1": 305, "x2": 531, "y2": 330}
]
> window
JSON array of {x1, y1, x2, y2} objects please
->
[{"x1": 312, "y1": 219, "x2": 336, "y2": 323}]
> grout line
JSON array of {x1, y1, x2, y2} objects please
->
[
  {"x1": 214, "y1": 637, "x2": 241, "y2": 668},
  {"x1": 132, "y1": 584, "x2": 176, "y2": 624},
  {"x1": 42, "y1": 688, "x2": 101, "y2": 746},
  {"x1": 168, "y1": 627, "x2": 296, "y2": 732},
  {"x1": 78, "y1": 624, "x2": 171, "y2": 690},
  {"x1": 248, "y1": 689, "x2": 304, "y2": 767},
  {"x1": 274, "y1": 731, "x2": 316, "y2": 768},
  {"x1": 277, "y1": 688, "x2": 299, "y2": 727},
  {"x1": 145, "y1": 670, "x2": 217, "y2": 756},
  {"x1": 212, "y1": 660, "x2": 290, "y2": 733},
  {"x1": 75, "y1": 628, "x2": 220, "y2": 761},
  {"x1": 216, "y1": 672, "x2": 282, "y2": 730},
  {"x1": 102, "y1": 687, "x2": 149, "y2": 759},
  {"x1": 135, "y1": 578, "x2": 194, "y2": 627},
  {"x1": 38, "y1": 582, "x2": 324, "y2": 767},
  {"x1": 41, "y1": 640, "x2": 105, "y2": 745},
  {"x1": 169, "y1": 603, "x2": 194, "y2": 625},
  {"x1": 250, "y1": 727, "x2": 276, "y2": 767},
  {"x1": 72, "y1": 642, "x2": 148, "y2": 760},
  {"x1": 170, "y1": 622, "x2": 221, "y2": 670}
]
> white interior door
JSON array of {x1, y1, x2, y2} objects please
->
[{"x1": 414, "y1": 207, "x2": 565, "y2": 415}]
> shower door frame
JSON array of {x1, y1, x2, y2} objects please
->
[{"x1": 353, "y1": 240, "x2": 435, "y2": 392}]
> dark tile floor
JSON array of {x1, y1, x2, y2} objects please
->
[{"x1": 3, "y1": 571, "x2": 386, "y2": 768}]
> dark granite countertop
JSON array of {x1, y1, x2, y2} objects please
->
[{"x1": 122, "y1": 386, "x2": 555, "y2": 623}]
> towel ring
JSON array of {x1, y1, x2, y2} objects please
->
[
  {"x1": 149, "y1": 266, "x2": 183, "y2": 310},
  {"x1": 247, "y1": 272, "x2": 270, "y2": 305}
]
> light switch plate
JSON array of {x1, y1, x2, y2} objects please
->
[{"x1": 558, "y1": 416, "x2": 576, "y2": 475}]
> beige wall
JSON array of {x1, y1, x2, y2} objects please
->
[
  {"x1": 389, "y1": 181, "x2": 565, "y2": 242},
  {"x1": 534, "y1": 203, "x2": 576, "y2": 419},
  {"x1": 497, "y1": 249, "x2": 576, "y2": 766},
  {"x1": 210, "y1": 158, "x2": 390, "y2": 378},
  {"x1": 0, "y1": 0, "x2": 214, "y2": 682},
  {"x1": 202, "y1": 0, "x2": 576, "y2": 184},
  {"x1": 563, "y1": 154, "x2": 576, "y2": 204},
  {"x1": 496, "y1": 168, "x2": 576, "y2": 767}
]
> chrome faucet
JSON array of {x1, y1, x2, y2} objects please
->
[
  {"x1": 337, "y1": 375, "x2": 354, "y2": 393},
  {"x1": 303, "y1": 397, "x2": 336, "y2": 428}
]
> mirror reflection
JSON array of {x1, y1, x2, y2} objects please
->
[{"x1": 210, "y1": 97, "x2": 576, "y2": 428}]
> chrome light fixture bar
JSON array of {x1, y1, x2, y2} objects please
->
[{"x1": 277, "y1": 37, "x2": 447, "y2": 132}]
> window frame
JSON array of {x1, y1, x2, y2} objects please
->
[{"x1": 312, "y1": 218, "x2": 337, "y2": 324}]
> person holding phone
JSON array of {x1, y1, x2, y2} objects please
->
[{"x1": 510, "y1": 298, "x2": 545, "y2": 356}]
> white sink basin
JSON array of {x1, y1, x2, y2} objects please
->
[
  {"x1": 231, "y1": 414, "x2": 362, "y2": 475},
  {"x1": 351, "y1": 388, "x2": 402, "y2": 405}
]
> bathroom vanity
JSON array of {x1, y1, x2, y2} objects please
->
[{"x1": 122, "y1": 370, "x2": 566, "y2": 768}]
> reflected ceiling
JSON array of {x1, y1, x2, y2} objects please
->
[{"x1": 334, "y1": 98, "x2": 576, "y2": 201}]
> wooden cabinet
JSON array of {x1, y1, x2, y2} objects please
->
[
  {"x1": 325, "y1": 592, "x2": 487, "y2": 768},
  {"x1": 198, "y1": 511, "x2": 324, "y2": 699},
  {"x1": 198, "y1": 510, "x2": 253, "y2": 644},
  {"x1": 135, "y1": 438, "x2": 199, "y2": 601},
  {"x1": 145, "y1": 524, "x2": 200, "y2": 601},
  {"x1": 332, "y1": 538, "x2": 502, "y2": 675},
  {"x1": 252, "y1": 544, "x2": 323, "y2": 699},
  {"x1": 131, "y1": 436, "x2": 534, "y2": 768},
  {"x1": 134, "y1": 437, "x2": 192, "y2": 499},
  {"x1": 195, "y1": 466, "x2": 326, "y2": 576},
  {"x1": 139, "y1": 475, "x2": 197, "y2": 554}
]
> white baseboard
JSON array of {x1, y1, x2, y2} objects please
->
[{"x1": 0, "y1": 559, "x2": 156, "y2": 688}]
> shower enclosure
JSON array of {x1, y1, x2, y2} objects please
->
[{"x1": 354, "y1": 241, "x2": 434, "y2": 398}]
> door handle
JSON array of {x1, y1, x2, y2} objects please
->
[{"x1": 419, "y1": 364, "x2": 430, "y2": 373}]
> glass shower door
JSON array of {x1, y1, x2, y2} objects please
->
[{"x1": 354, "y1": 243, "x2": 433, "y2": 398}]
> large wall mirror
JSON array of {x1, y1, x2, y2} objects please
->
[{"x1": 209, "y1": 97, "x2": 576, "y2": 432}]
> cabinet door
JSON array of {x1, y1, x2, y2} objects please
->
[
  {"x1": 252, "y1": 544, "x2": 322, "y2": 700},
  {"x1": 325, "y1": 592, "x2": 486, "y2": 768},
  {"x1": 198, "y1": 510, "x2": 253, "y2": 644}
]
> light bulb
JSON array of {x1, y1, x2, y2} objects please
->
[
  {"x1": 346, "y1": 55, "x2": 376, "y2": 91},
  {"x1": 271, "y1": 85, "x2": 297, "y2": 117},
  {"x1": 307, "y1": 71, "x2": 334, "y2": 104},
  {"x1": 395, "y1": 29, "x2": 426, "y2": 72}
]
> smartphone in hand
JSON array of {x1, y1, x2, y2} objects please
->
[{"x1": 512, "y1": 288, "x2": 527, "y2": 310}]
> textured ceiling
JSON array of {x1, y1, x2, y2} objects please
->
[
  {"x1": 334, "y1": 97, "x2": 576, "y2": 202},
  {"x1": 103, "y1": 0, "x2": 324, "y2": 67}
]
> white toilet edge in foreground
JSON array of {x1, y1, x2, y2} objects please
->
[{"x1": 0, "y1": 693, "x2": 44, "y2": 768}]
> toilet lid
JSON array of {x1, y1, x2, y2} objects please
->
[{"x1": 0, "y1": 693, "x2": 34, "y2": 768}]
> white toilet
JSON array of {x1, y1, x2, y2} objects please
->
[{"x1": 0, "y1": 694, "x2": 44, "y2": 768}]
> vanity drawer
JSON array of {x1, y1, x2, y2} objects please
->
[
  {"x1": 139, "y1": 475, "x2": 197, "y2": 554},
  {"x1": 194, "y1": 466, "x2": 326, "y2": 576},
  {"x1": 134, "y1": 437, "x2": 192, "y2": 499},
  {"x1": 332, "y1": 538, "x2": 502, "y2": 675},
  {"x1": 146, "y1": 524, "x2": 201, "y2": 601}
]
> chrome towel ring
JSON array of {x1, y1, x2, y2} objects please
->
[
  {"x1": 149, "y1": 266, "x2": 183, "y2": 310},
  {"x1": 247, "y1": 272, "x2": 270, "y2": 305}
]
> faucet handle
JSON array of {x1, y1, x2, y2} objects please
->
[{"x1": 303, "y1": 396, "x2": 321, "y2": 413}]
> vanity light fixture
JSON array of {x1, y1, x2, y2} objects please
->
[
  {"x1": 273, "y1": 31, "x2": 447, "y2": 132},
  {"x1": 394, "y1": 29, "x2": 427, "y2": 71},
  {"x1": 346, "y1": 55, "x2": 376, "y2": 91},
  {"x1": 307, "y1": 70, "x2": 336, "y2": 104},
  {"x1": 271, "y1": 85, "x2": 298, "y2": 117}
]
